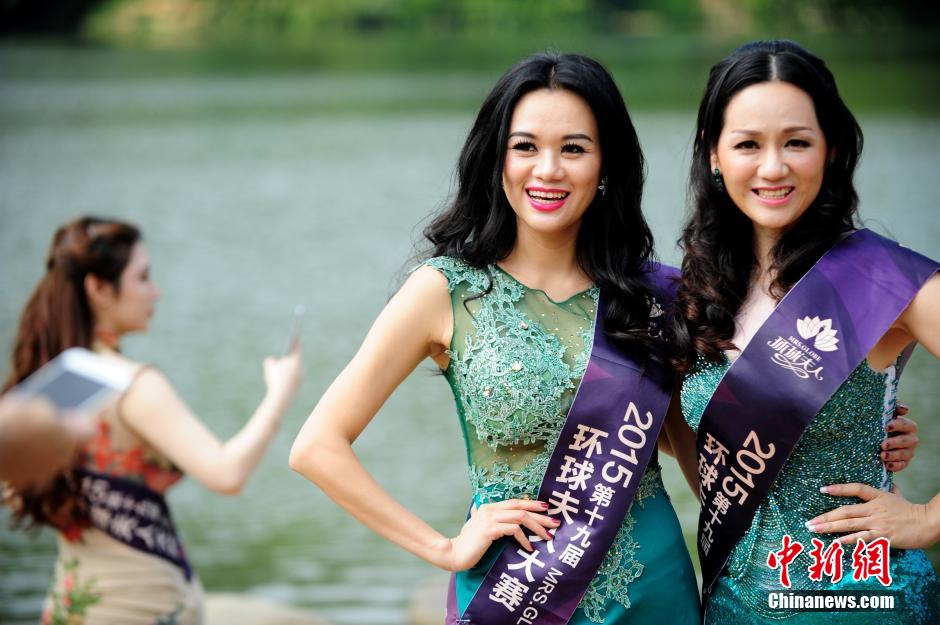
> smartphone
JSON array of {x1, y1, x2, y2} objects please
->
[
  {"x1": 283, "y1": 304, "x2": 305, "y2": 355},
  {"x1": 10, "y1": 348, "x2": 135, "y2": 413}
]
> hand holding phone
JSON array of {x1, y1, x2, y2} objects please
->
[{"x1": 284, "y1": 304, "x2": 305, "y2": 355}]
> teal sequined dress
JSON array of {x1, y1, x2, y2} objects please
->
[
  {"x1": 423, "y1": 257, "x2": 700, "y2": 624},
  {"x1": 682, "y1": 355, "x2": 940, "y2": 624}
]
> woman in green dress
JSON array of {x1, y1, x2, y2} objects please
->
[
  {"x1": 670, "y1": 40, "x2": 940, "y2": 624},
  {"x1": 290, "y1": 52, "x2": 701, "y2": 623}
]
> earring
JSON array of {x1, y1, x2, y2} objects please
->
[
  {"x1": 597, "y1": 176, "x2": 607, "y2": 197},
  {"x1": 712, "y1": 167, "x2": 725, "y2": 192}
]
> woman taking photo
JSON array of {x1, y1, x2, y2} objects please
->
[
  {"x1": 671, "y1": 40, "x2": 940, "y2": 623},
  {"x1": 3, "y1": 217, "x2": 303, "y2": 625}
]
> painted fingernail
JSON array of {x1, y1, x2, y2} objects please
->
[
  {"x1": 539, "y1": 501, "x2": 549, "y2": 510},
  {"x1": 552, "y1": 518, "x2": 561, "y2": 525},
  {"x1": 804, "y1": 521, "x2": 817, "y2": 531},
  {"x1": 819, "y1": 486, "x2": 831, "y2": 494},
  {"x1": 881, "y1": 452, "x2": 889, "y2": 459},
  {"x1": 881, "y1": 441, "x2": 888, "y2": 449},
  {"x1": 548, "y1": 532, "x2": 555, "y2": 540}
]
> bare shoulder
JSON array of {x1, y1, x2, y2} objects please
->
[
  {"x1": 391, "y1": 265, "x2": 452, "y2": 323},
  {"x1": 369, "y1": 266, "x2": 452, "y2": 363},
  {"x1": 915, "y1": 272, "x2": 940, "y2": 299},
  {"x1": 124, "y1": 366, "x2": 178, "y2": 406},
  {"x1": 403, "y1": 264, "x2": 451, "y2": 299},
  {"x1": 900, "y1": 273, "x2": 940, "y2": 326},
  {"x1": 887, "y1": 272, "x2": 940, "y2": 361}
]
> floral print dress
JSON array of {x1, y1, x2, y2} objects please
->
[{"x1": 43, "y1": 412, "x2": 203, "y2": 625}]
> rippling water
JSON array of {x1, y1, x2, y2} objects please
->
[{"x1": 1, "y1": 45, "x2": 938, "y2": 625}]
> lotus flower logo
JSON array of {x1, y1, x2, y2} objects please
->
[{"x1": 796, "y1": 316, "x2": 840, "y2": 352}]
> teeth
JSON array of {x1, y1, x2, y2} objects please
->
[
  {"x1": 756, "y1": 188, "x2": 792, "y2": 199},
  {"x1": 528, "y1": 190, "x2": 569, "y2": 200}
]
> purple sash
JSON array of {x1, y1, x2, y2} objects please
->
[
  {"x1": 446, "y1": 266, "x2": 678, "y2": 624},
  {"x1": 695, "y1": 229, "x2": 938, "y2": 604},
  {"x1": 75, "y1": 468, "x2": 193, "y2": 579}
]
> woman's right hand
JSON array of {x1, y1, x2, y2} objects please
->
[
  {"x1": 263, "y1": 346, "x2": 304, "y2": 405},
  {"x1": 444, "y1": 498, "x2": 560, "y2": 572}
]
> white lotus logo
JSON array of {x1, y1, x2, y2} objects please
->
[{"x1": 796, "y1": 316, "x2": 840, "y2": 352}]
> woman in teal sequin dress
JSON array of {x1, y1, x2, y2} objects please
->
[
  {"x1": 668, "y1": 40, "x2": 940, "y2": 623},
  {"x1": 291, "y1": 52, "x2": 700, "y2": 623}
]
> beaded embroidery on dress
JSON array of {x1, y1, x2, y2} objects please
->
[
  {"x1": 423, "y1": 256, "x2": 665, "y2": 621},
  {"x1": 681, "y1": 354, "x2": 940, "y2": 624}
]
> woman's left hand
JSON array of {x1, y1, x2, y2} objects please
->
[{"x1": 806, "y1": 483, "x2": 930, "y2": 549}]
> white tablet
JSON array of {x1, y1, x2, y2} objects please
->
[{"x1": 11, "y1": 348, "x2": 134, "y2": 412}]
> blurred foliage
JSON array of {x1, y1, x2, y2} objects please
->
[
  {"x1": 2, "y1": 0, "x2": 938, "y2": 43},
  {"x1": 0, "y1": 0, "x2": 937, "y2": 114}
]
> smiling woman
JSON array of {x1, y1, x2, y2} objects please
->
[
  {"x1": 498, "y1": 88, "x2": 601, "y2": 299},
  {"x1": 671, "y1": 39, "x2": 940, "y2": 625},
  {"x1": 501, "y1": 88, "x2": 602, "y2": 247},
  {"x1": 710, "y1": 81, "x2": 829, "y2": 255},
  {"x1": 289, "y1": 52, "x2": 701, "y2": 624}
]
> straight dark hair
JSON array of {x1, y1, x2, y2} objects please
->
[
  {"x1": 673, "y1": 40, "x2": 863, "y2": 373},
  {"x1": 423, "y1": 51, "x2": 662, "y2": 350}
]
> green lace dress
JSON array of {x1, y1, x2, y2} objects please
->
[
  {"x1": 423, "y1": 257, "x2": 700, "y2": 624},
  {"x1": 682, "y1": 355, "x2": 940, "y2": 624}
]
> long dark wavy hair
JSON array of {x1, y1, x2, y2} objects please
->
[
  {"x1": 673, "y1": 40, "x2": 863, "y2": 373},
  {"x1": 3, "y1": 216, "x2": 141, "y2": 529},
  {"x1": 423, "y1": 51, "x2": 661, "y2": 350}
]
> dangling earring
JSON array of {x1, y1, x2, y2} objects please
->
[
  {"x1": 712, "y1": 167, "x2": 725, "y2": 192},
  {"x1": 597, "y1": 176, "x2": 607, "y2": 197}
]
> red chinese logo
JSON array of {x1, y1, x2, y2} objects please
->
[
  {"x1": 851, "y1": 537, "x2": 893, "y2": 587},
  {"x1": 767, "y1": 536, "x2": 892, "y2": 587},
  {"x1": 766, "y1": 535, "x2": 804, "y2": 588}
]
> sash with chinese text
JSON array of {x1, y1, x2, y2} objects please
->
[
  {"x1": 446, "y1": 265, "x2": 678, "y2": 625},
  {"x1": 695, "y1": 229, "x2": 938, "y2": 607},
  {"x1": 75, "y1": 468, "x2": 192, "y2": 579}
]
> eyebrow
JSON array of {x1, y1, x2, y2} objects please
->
[
  {"x1": 509, "y1": 131, "x2": 595, "y2": 142},
  {"x1": 728, "y1": 126, "x2": 817, "y2": 135}
]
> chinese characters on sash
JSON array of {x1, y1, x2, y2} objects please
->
[
  {"x1": 697, "y1": 429, "x2": 777, "y2": 558},
  {"x1": 79, "y1": 472, "x2": 189, "y2": 575},
  {"x1": 487, "y1": 402, "x2": 656, "y2": 618}
]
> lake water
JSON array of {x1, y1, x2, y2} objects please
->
[{"x1": 1, "y1": 45, "x2": 938, "y2": 625}]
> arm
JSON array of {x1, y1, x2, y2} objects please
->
[
  {"x1": 807, "y1": 274, "x2": 940, "y2": 548},
  {"x1": 808, "y1": 485, "x2": 940, "y2": 549},
  {"x1": 120, "y1": 349, "x2": 302, "y2": 495},
  {"x1": 897, "y1": 273, "x2": 940, "y2": 357},
  {"x1": 0, "y1": 395, "x2": 94, "y2": 490},
  {"x1": 661, "y1": 390, "x2": 700, "y2": 501},
  {"x1": 289, "y1": 266, "x2": 557, "y2": 572}
]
